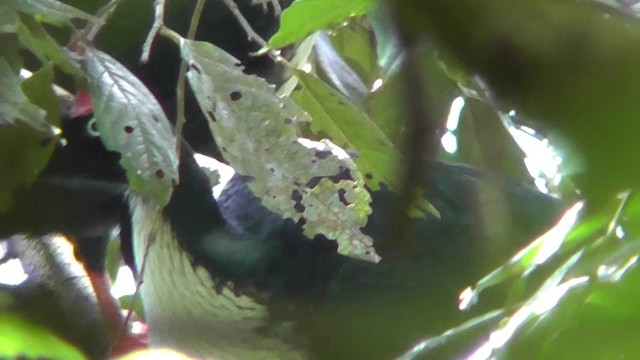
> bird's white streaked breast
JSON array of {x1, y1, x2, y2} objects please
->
[{"x1": 130, "y1": 196, "x2": 307, "y2": 359}]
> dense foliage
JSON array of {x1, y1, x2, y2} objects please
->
[{"x1": 3, "y1": 0, "x2": 640, "y2": 358}]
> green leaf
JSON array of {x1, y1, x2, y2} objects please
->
[
  {"x1": 0, "y1": 312, "x2": 85, "y2": 360},
  {"x1": 315, "y1": 32, "x2": 369, "y2": 106},
  {"x1": 267, "y1": 0, "x2": 375, "y2": 49},
  {"x1": 83, "y1": 47, "x2": 178, "y2": 207},
  {"x1": 325, "y1": 22, "x2": 379, "y2": 86},
  {"x1": 17, "y1": 0, "x2": 98, "y2": 26},
  {"x1": 180, "y1": 39, "x2": 378, "y2": 262},
  {"x1": 0, "y1": 60, "x2": 57, "y2": 212},
  {"x1": 368, "y1": 1, "x2": 402, "y2": 78},
  {"x1": 0, "y1": 58, "x2": 51, "y2": 132},
  {"x1": 0, "y1": 0, "x2": 18, "y2": 34},
  {"x1": 17, "y1": 14, "x2": 81, "y2": 76},
  {"x1": 292, "y1": 69, "x2": 400, "y2": 191},
  {"x1": 21, "y1": 64, "x2": 61, "y2": 128},
  {"x1": 457, "y1": 99, "x2": 531, "y2": 184},
  {"x1": 401, "y1": 0, "x2": 640, "y2": 199}
]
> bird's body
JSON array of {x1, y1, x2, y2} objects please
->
[{"x1": 131, "y1": 151, "x2": 566, "y2": 359}]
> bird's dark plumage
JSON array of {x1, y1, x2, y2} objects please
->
[{"x1": 133, "y1": 148, "x2": 566, "y2": 359}]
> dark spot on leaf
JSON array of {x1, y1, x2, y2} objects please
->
[
  {"x1": 155, "y1": 169, "x2": 165, "y2": 179},
  {"x1": 365, "y1": 173, "x2": 373, "y2": 180},
  {"x1": 338, "y1": 188, "x2": 351, "y2": 206},
  {"x1": 346, "y1": 149, "x2": 359, "y2": 158},
  {"x1": 297, "y1": 218, "x2": 307, "y2": 226},
  {"x1": 188, "y1": 62, "x2": 202, "y2": 74},
  {"x1": 315, "y1": 150, "x2": 332, "y2": 159},
  {"x1": 338, "y1": 101, "x2": 345, "y2": 106},
  {"x1": 291, "y1": 189, "x2": 303, "y2": 202},
  {"x1": 152, "y1": 115, "x2": 161, "y2": 123},
  {"x1": 269, "y1": 168, "x2": 275, "y2": 173},
  {"x1": 230, "y1": 91, "x2": 242, "y2": 101},
  {"x1": 365, "y1": 250, "x2": 371, "y2": 255},
  {"x1": 329, "y1": 166, "x2": 353, "y2": 183},
  {"x1": 124, "y1": 125, "x2": 134, "y2": 133},
  {"x1": 291, "y1": 189, "x2": 305, "y2": 213},
  {"x1": 311, "y1": 159, "x2": 317, "y2": 164},
  {"x1": 39, "y1": 137, "x2": 53, "y2": 147},
  {"x1": 284, "y1": 117, "x2": 292, "y2": 125},
  {"x1": 306, "y1": 177, "x2": 321, "y2": 188},
  {"x1": 207, "y1": 110, "x2": 216, "y2": 122}
]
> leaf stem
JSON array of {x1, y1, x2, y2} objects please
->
[
  {"x1": 140, "y1": 0, "x2": 167, "y2": 64},
  {"x1": 175, "y1": 0, "x2": 207, "y2": 153}
]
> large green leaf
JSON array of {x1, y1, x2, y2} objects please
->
[
  {"x1": 17, "y1": 14, "x2": 82, "y2": 76},
  {"x1": 83, "y1": 47, "x2": 178, "y2": 206},
  {"x1": 267, "y1": 0, "x2": 375, "y2": 49},
  {"x1": 0, "y1": 312, "x2": 84, "y2": 360},
  {"x1": 292, "y1": 69, "x2": 399, "y2": 191},
  {"x1": 395, "y1": 0, "x2": 640, "y2": 201},
  {"x1": 0, "y1": 58, "x2": 50, "y2": 131},
  {"x1": 0, "y1": 51, "x2": 56, "y2": 212},
  {"x1": 17, "y1": 0, "x2": 98, "y2": 26},
  {"x1": 181, "y1": 39, "x2": 378, "y2": 262},
  {"x1": 0, "y1": 0, "x2": 18, "y2": 34}
]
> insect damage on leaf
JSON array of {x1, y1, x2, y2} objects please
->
[
  {"x1": 180, "y1": 39, "x2": 378, "y2": 262},
  {"x1": 82, "y1": 47, "x2": 178, "y2": 207}
]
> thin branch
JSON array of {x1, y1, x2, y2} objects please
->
[
  {"x1": 175, "y1": 0, "x2": 207, "y2": 153},
  {"x1": 70, "y1": 0, "x2": 120, "y2": 45},
  {"x1": 117, "y1": 228, "x2": 155, "y2": 347},
  {"x1": 158, "y1": 26, "x2": 182, "y2": 45},
  {"x1": 385, "y1": 1, "x2": 440, "y2": 255},
  {"x1": 220, "y1": 0, "x2": 290, "y2": 70},
  {"x1": 221, "y1": 0, "x2": 268, "y2": 47},
  {"x1": 140, "y1": 0, "x2": 167, "y2": 64},
  {"x1": 251, "y1": 0, "x2": 282, "y2": 16}
]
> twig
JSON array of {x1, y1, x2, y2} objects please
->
[
  {"x1": 251, "y1": 0, "x2": 282, "y2": 15},
  {"x1": 71, "y1": 0, "x2": 120, "y2": 45},
  {"x1": 140, "y1": 0, "x2": 167, "y2": 64},
  {"x1": 385, "y1": 1, "x2": 440, "y2": 255},
  {"x1": 605, "y1": 189, "x2": 632, "y2": 237},
  {"x1": 221, "y1": 0, "x2": 268, "y2": 47},
  {"x1": 221, "y1": 0, "x2": 290, "y2": 69},
  {"x1": 117, "y1": 227, "x2": 156, "y2": 347},
  {"x1": 175, "y1": 0, "x2": 207, "y2": 154}
]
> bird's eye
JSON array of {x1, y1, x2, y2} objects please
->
[{"x1": 86, "y1": 117, "x2": 100, "y2": 137}]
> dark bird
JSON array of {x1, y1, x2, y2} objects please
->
[
  {"x1": 0, "y1": 93, "x2": 139, "y2": 358},
  {"x1": 0, "y1": 104, "x2": 564, "y2": 358},
  {"x1": 129, "y1": 146, "x2": 566, "y2": 359}
]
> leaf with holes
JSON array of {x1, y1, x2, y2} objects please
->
[
  {"x1": 293, "y1": 69, "x2": 399, "y2": 191},
  {"x1": 181, "y1": 39, "x2": 378, "y2": 262},
  {"x1": 83, "y1": 47, "x2": 177, "y2": 206}
]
